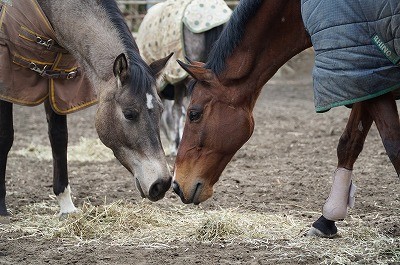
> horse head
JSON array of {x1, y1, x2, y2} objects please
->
[
  {"x1": 95, "y1": 53, "x2": 173, "y2": 202},
  {"x1": 172, "y1": 60, "x2": 255, "y2": 204}
]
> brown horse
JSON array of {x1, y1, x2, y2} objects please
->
[{"x1": 173, "y1": 0, "x2": 400, "y2": 238}]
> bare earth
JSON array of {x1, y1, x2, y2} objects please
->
[{"x1": 0, "y1": 51, "x2": 399, "y2": 264}]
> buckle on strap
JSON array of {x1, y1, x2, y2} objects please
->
[
  {"x1": 29, "y1": 62, "x2": 79, "y2": 79},
  {"x1": 29, "y1": 62, "x2": 49, "y2": 75},
  {"x1": 40, "y1": 69, "x2": 79, "y2": 80},
  {"x1": 66, "y1": 71, "x2": 77, "y2": 79},
  {"x1": 13, "y1": 56, "x2": 79, "y2": 79},
  {"x1": 36, "y1": 36, "x2": 55, "y2": 50}
]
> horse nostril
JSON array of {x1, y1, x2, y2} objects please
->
[
  {"x1": 149, "y1": 177, "x2": 172, "y2": 201},
  {"x1": 172, "y1": 181, "x2": 181, "y2": 196}
]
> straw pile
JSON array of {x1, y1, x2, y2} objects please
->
[
  {"x1": 2, "y1": 199, "x2": 398, "y2": 264},
  {"x1": 11, "y1": 137, "x2": 114, "y2": 162}
]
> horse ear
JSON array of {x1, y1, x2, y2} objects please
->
[
  {"x1": 113, "y1": 53, "x2": 129, "y2": 84},
  {"x1": 177, "y1": 60, "x2": 211, "y2": 81},
  {"x1": 149, "y1": 52, "x2": 174, "y2": 77}
]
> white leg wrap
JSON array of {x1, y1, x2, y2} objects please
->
[
  {"x1": 322, "y1": 168, "x2": 357, "y2": 221},
  {"x1": 57, "y1": 185, "x2": 78, "y2": 216}
]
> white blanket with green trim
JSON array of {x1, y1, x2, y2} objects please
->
[{"x1": 137, "y1": 0, "x2": 231, "y2": 90}]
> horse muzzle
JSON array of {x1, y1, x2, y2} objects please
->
[
  {"x1": 172, "y1": 180, "x2": 211, "y2": 205},
  {"x1": 136, "y1": 177, "x2": 172, "y2": 202}
]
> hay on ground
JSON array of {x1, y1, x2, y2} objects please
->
[
  {"x1": 2, "y1": 199, "x2": 399, "y2": 264},
  {"x1": 11, "y1": 137, "x2": 114, "y2": 162}
]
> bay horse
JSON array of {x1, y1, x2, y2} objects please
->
[
  {"x1": 0, "y1": 0, "x2": 173, "y2": 219},
  {"x1": 173, "y1": 0, "x2": 400, "y2": 238},
  {"x1": 136, "y1": 0, "x2": 231, "y2": 155}
]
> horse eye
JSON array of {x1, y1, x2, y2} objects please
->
[
  {"x1": 123, "y1": 110, "x2": 139, "y2": 121},
  {"x1": 189, "y1": 110, "x2": 202, "y2": 122}
]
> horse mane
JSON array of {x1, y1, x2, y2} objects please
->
[
  {"x1": 202, "y1": 24, "x2": 225, "y2": 61},
  {"x1": 205, "y1": 0, "x2": 263, "y2": 74},
  {"x1": 99, "y1": 0, "x2": 156, "y2": 93}
]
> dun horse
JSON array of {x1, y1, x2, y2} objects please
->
[
  {"x1": 173, "y1": 0, "x2": 400, "y2": 238},
  {"x1": 0, "y1": 0, "x2": 172, "y2": 218},
  {"x1": 136, "y1": 0, "x2": 231, "y2": 155}
]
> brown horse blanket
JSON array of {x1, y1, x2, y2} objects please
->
[
  {"x1": 137, "y1": 0, "x2": 231, "y2": 90},
  {"x1": 0, "y1": 0, "x2": 97, "y2": 114}
]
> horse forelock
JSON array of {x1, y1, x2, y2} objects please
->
[
  {"x1": 127, "y1": 51, "x2": 157, "y2": 95},
  {"x1": 205, "y1": 0, "x2": 263, "y2": 75},
  {"x1": 99, "y1": 0, "x2": 156, "y2": 95}
]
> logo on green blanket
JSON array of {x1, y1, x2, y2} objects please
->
[
  {"x1": 372, "y1": 34, "x2": 400, "y2": 65},
  {"x1": 0, "y1": 0, "x2": 12, "y2": 6}
]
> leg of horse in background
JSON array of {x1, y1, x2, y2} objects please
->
[
  {"x1": 161, "y1": 98, "x2": 176, "y2": 155},
  {"x1": 0, "y1": 100, "x2": 13, "y2": 218},
  {"x1": 160, "y1": 82, "x2": 187, "y2": 156},
  {"x1": 309, "y1": 101, "x2": 373, "y2": 237},
  {"x1": 366, "y1": 93, "x2": 400, "y2": 176},
  {"x1": 44, "y1": 99, "x2": 77, "y2": 217},
  {"x1": 172, "y1": 82, "x2": 187, "y2": 150}
]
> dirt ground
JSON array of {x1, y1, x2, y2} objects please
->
[{"x1": 0, "y1": 51, "x2": 399, "y2": 264}]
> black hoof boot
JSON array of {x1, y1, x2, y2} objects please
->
[{"x1": 307, "y1": 215, "x2": 338, "y2": 238}]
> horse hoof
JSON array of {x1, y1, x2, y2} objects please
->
[
  {"x1": 307, "y1": 215, "x2": 339, "y2": 238},
  {"x1": 58, "y1": 209, "x2": 81, "y2": 221},
  {"x1": 307, "y1": 226, "x2": 338, "y2": 238},
  {"x1": 0, "y1": 215, "x2": 11, "y2": 224}
]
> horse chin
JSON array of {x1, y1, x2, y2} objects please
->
[
  {"x1": 195, "y1": 185, "x2": 213, "y2": 204},
  {"x1": 192, "y1": 182, "x2": 203, "y2": 205}
]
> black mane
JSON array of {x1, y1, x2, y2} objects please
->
[
  {"x1": 205, "y1": 0, "x2": 263, "y2": 74},
  {"x1": 100, "y1": 1, "x2": 155, "y2": 93}
]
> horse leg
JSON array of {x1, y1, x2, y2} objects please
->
[
  {"x1": 366, "y1": 93, "x2": 400, "y2": 175},
  {"x1": 0, "y1": 100, "x2": 13, "y2": 219},
  {"x1": 309, "y1": 101, "x2": 373, "y2": 238},
  {"x1": 171, "y1": 82, "x2": 187, "y2": 154},
  {"x1": 44, "y1": 100, "x2": 77, "y2": 217},
  {"x1": 160, "y1": 98, "x2": 176, "y2": 156}
]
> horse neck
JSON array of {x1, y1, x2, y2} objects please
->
[
  {"x1": 37, "y1": 0, "x2": 127, "y2": 89},
  {"x1": 220, "y1": 0, "x2": 311, "y2": 110}
]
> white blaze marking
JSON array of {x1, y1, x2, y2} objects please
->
[
  {"x1": 57, "y1": 185, "x2": 77, "y2": 215},
  {"x1": 146, "y1": 93, "x2": 154, "y2": 109}
]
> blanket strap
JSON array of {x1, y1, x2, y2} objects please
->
[
  {"x1": 372, "y1": 34, "x2": 400, "y2": 65},
  {"x1": 13, "y1": 55, "x2": 80, "y2": 79},
  {"x1": 18, "y1": 27, "x2": 68, "y2": 54}
]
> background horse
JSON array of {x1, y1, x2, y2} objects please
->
[
  {"x1": 172, "y1": 0, "x2": 400, "y2": 238},
  {"x1": 0, "y1": 0, "x2": 172, "y2": 219},
  {"x1": 136, "y1": 0, "x2": 231, "y2": 155}
]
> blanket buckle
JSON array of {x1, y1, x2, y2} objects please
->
[
  {"x1": 66, "y1": 71, "x2": 77, "y2": 79},
  {"x1": 29, "y1": 62, "x2": 48, "y2": 75},
  {"x1": 36, "y1": 36, "x2": 54, "y2": 50}
]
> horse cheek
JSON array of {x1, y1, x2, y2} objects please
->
[{"x1": 95, "y1": 104, "x2": 117, "y2": 150}]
